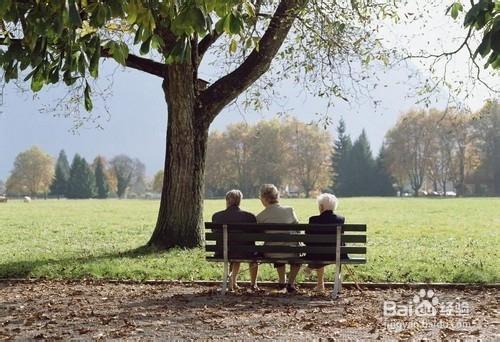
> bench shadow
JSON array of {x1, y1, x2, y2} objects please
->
[
  {"x1": 0, "y1": 245, "x2": 162, "y2": 278},
  {"x1": 124, "y1": 287, "x2": 340, "y2": 312}
]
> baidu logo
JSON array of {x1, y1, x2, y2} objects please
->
[{"x1": 383, "y1": 289, "x2": 469, "y2": 317}]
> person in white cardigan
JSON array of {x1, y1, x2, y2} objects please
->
[{"x1": 256, "y1": 184, "x2": 301, "y2": 293}]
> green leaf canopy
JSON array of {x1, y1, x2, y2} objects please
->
[{"x1": 0, "y1": 0, "x2": 253, "y2": 109}]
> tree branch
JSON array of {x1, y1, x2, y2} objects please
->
[
  {"x1": 101, "y1": 49, "x2": 166, "y2": 78},
  {"x1": 198, "y1": 30, "x2": 222, "y2": 62},
  {"x1": 1, "y1": 38, "x2": 167, "y2": 79},
  {"x1": 197, "y1": 0, "x2": 308, "y2": 123},
  {"x1": 400, "y1": 25, "x2": 474, "y2": 61}
]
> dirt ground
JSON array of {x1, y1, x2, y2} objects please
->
[{"x1": 0, "y1": 280, "x2": 498, "y2": 341}]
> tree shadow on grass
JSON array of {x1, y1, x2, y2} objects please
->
[{"x1": 0, "y1": 244, "x2": 168, "y2": 278}]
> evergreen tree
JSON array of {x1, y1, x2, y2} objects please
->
[
  {"x1": 66, "y1": 154, "x2": 96, "y2": 199},
  {"x1": 331, "y1": 118, "x2": 353, "y2": 196},
  {"x1": 348, "y1": 130, "x2": 375, "y2": 196},
  {"x1": 49, "y1": 150, "x2": 70, "y2": 198},
  {"x1": 94, "y1": 156, "x2": 109, "y2": 199},
  {"x1": 373, "y1": 145, "x2": 395, "y2": 196}
]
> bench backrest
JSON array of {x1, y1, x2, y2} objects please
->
[{"x1": 204, "y1": 223, "x2": 367, "y2": 261}]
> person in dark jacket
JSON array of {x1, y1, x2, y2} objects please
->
[
  {"x1": 212, "y1": 190, "x2": 259, "y2": 291},
  {"x1": 305, "y1": 193, "x2": 345, "y2": 292}
]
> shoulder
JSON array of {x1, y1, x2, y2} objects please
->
[
  {"x1": 256, "y1": 208, "x2": 268, "y2": 222},
  {"x1": 211, "y1": 210, "x2": 225, "y2": 223},
  {"x1": 240, "y1": 210, "x2": 257, "y2": 223},
  {"x1": 335, "y1": 214, "x2": 346, "y2": 223},
  {"x1": 283, "y1": 206, "x2": 298, "y2": 223},
  {"x1": 308, "y1": 215, "x2": 321, "y2": 224},
  {"x1": 256, "y1": 208, "x2": 265, "y2": 218},
  {"x1": 279, "y1": 205, "x2": 295, "y2": 214}
]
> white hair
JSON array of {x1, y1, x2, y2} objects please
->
[{"x1": 317, "y1": 193, "x2": 338, "y2": 211}]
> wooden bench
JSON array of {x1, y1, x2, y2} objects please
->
[{"x1": 205, "y1": 222, "x2": 367, "y2": 298}]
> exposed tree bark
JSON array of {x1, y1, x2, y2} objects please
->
[
  {"x1": 148, "y1": 62, "x2": 210, "y2": 249},
  {"x1": 148, "y1": 0, "x2": 307, "y2": 249},
  {"x1": 197, "y1": 30, "x2": 222, "y2": 63}
]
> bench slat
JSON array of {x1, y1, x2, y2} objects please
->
[
  {"x1": 206, "y1": 257, "x2": 367, "y2": 264},
  {"x1": 205, "y1": 222, "x2": 366, "y2": 232},
  {"x1": 205, "y1": 245, "x2": 366, "y2": 254},
  {"x1": 205, "y1": 232, "x2": 366, "y2": 243}
]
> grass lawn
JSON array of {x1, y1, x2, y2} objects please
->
[{"x1": 0, "y1": 198, "x2": 498, "y2": 283}]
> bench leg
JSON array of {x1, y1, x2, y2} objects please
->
[
  {"x1": 332, "y1": 225, "x2": 342, "y2": 299},
  {"x1": 338, "y1": 265, "x2": 343, "y2": 293},
  {"x1": 332, "y1": 264, "x2": 341, "y2": 299},
  {"x1": 221, "y1": 224, "x2": 229, "y2": 296},
  {"x1": 221, "y1": 259, "x2": 229, "y2": 295}
]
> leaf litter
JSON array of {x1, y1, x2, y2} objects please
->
[{"x1": 0, "y1": 281, "x2": 498, "y2": 340}]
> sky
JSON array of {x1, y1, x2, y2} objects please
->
[{"x1": 0, "y1": 1, "x2": 498, "y2": 181}]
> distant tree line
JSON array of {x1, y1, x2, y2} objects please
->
[
  {"x1": 201, "y1": 118, "x2": 332, "y2": 198},
  {"x1": 4, "y1": 99, "x2": 498, "y2": 198},
  {"x1": 197, "y1": 117, "x2": 394, "y2": 198},
  {"x1": 384, "y1": 99, "x2": 500, "y2": 196},
  {"x1": 4, "y1": 148, "x2": 147, "y2": 199}
]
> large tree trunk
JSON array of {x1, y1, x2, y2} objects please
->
[
  {"x1": 146, "y1": 0, "x2": 306, "y2": 249},
  {"x1": 148, "y1": 64, "x2": 209, "y2": 249}
]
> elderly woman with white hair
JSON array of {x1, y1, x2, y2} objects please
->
[{"x1": 305, "y1": 193, "x2": 345, "y2": 292}]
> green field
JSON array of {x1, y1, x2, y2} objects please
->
[{"x1": 0, "y1": 198, "x2": 498, "y2": 283}]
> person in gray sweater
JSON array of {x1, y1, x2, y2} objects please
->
[{"x1": 256, "y1": 184, "x2": 301, "y2": 293}]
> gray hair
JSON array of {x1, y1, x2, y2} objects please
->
[
  {"x1": 317, "y1": 193, "x2": 338, "y2": 211},
  {"x1": 260, "y1": 184, "x2": 279, "y2": 204},
  {"x1": 226, "y1": 189, "x2": 242, "y2": 207}
]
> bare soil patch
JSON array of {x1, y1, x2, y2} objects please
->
[{"x1": 0, "y1": 281, "x2": 498, "y2": 340}]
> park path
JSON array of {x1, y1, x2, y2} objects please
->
[{"x1": 0, "y1": 280, "x2": 498, "y2": 340}]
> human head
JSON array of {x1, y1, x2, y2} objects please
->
[
  {"x1": 225, "y1": 189, "x2": 243, "y2": 208},
  {"x1": 259, "y1": 184, "x2": 280, "y2": 207},
  {"x1": 317, "y1": 193, "x2": 338, "y2": 213}
]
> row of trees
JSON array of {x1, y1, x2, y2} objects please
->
[
  {"x1": 203, "y1": 99, "x2": 500, "y2": 198},
  {"x1": 5, "y1": 98, "x2": 497, "y2": 199},
  {"x1": 204, "y1": 118, "x2": 331, "y2": 198},
  {"x1": 384, "y1": 99, "x2": 500, "y2": 196},
  {"x1": 200, "y1": 117, "x2": 394, "y2": 198},
  {"x1": 4, "y1": 147, "x2": 147, "y2": 199}
]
